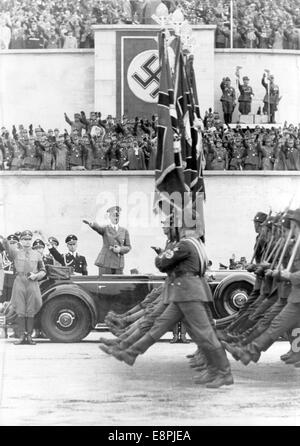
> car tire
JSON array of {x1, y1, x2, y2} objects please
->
[
  {"x1": 40, "y1": 295, "x2": 92, "y2": 342},
  {"x1": 214, "y1": 281, "x2": 253, "y2": 319}
]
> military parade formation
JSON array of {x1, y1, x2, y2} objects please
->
[{"x1": 98, "y1": 205, "x2": 300, "y2": 388}]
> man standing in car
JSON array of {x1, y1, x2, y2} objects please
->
[{"x1": 83, "y1": 206, "x2": 131, "y2": 275}]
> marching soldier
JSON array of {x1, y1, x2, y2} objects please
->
[
  {"x1": 83, "y1": 206, "x2": 131, "y2": 275},
  {"x1": 223, "y1": 209, "x2": 300, "y2": 366},
  {"x1": 0, "y1": 231, "x2": 46, "y2": 345},
  {"x1": 48, "y1": 235, "x2": 88, "y2": 275},
  {"x1": 220, "y1": 77, "x2": 236, "y2": 125},
  {"x1": 105, "y1": 228, "x2": 233, "y2": 389}
]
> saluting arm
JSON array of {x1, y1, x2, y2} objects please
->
[
  {"x1": 83, "y1": 219, "x2": 105, "y2": 236},
  {"x1": 48, "y1": 246, "x2": 65, "y2": 266}
]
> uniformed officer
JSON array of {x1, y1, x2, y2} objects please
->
[
  {"x1": 49, "y1": 235, "x2": 88, "y2": 275},
  {"x1": 243, "y1": 134, "x2": 261, "y2": 170},
  {"x1": 1, "y1": 230, "x2": 46, "y2": 345},
  {"x1": 262, "y1": 72, "x2": 280, "y2": 124},
  {"x1": 220, "y1": 77, "x2": 236, "y2": 124},
  {"x1": 210, "y1": 139, "x2": 229, "y2": 170},
  {"x1": 44, "y1": 237, "x2": 61, "y2": 266},
  {"x1": 83, "y1": 206, "x2": 131, "y2": 275},
  {"x1": 108, "y1": 228, "x2": 233, "y2": 388},
  {"x1": 260, "y1": 135, "x2": 275, "y2": 170},
  {"x1": 237, "y1": 75, "x2": 254, "y2": 115},
  {"x1": 222, "y1": 211, "x2": 268, "y2": 337}
]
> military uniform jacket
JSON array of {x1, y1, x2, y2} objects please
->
[
  {"x1": 262, "y1": 77, "x2": 280, "y2": 106},
  {"x1": 91, "y1": 223, "x2": 131, "y2": 269},
  {"x1": 49, "y1": 247, "x2": 88, "y2": 275},
  {"x1": 155, "y1": 238, "x2": 213, "y2": 304},
  {"x1": 220, "y1": 81, "x2": 236, "y2": 104},
  {"x1": 287, "y1": 247, "x2": 300, "y2": 303},
  {"x1": 238, "y1": 82, "x2": 254, "y2": 102}
]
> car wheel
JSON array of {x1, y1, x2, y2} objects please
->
[
  {"x1": 215, "y1": 281, "x2": 253, "y2": 319},
  {"x1": 40, "y1": 295, "x2": 92, "y2": 342}
]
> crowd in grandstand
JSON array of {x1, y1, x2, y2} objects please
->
[
  {"x1": 0, "y1": 109, "x2": 300, "y2": 171},
  {"x1": 0, "y1": 0, "x2": 300, "y2": 50}
]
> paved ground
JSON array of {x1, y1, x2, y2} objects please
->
[{"x1": 0, "y1": 332, "x2": 299, "y2": 426}]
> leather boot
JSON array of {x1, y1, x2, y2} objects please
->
[
  {"x1": 280, "y1": 349, "x2": 293, "y2": 362},
  {"x1": 111, "y1": 333, "x2": 155, "y2": 366},
  {"x1": 223, "y1": 332, "x2": 273, "y2": 366},
  {"x1": 170, "y1": 324, "x2": 179, "y2": 343},
  {"x1": 25, "y1": 317, "x2": 36, "y2": 345},
  {"x1": 98, "y1": 337, "x2": 119, "y2": 346},
  {"x1": 206, "y1": 348, "x2": 234, "y2": 388},
  {"x1": 284, "y1": 352, "x2": 300, "y2": 364},
  {"x1": 99, "y1": 343, "x2": 114, "y2": 355},
  {"x1": 14, "y1": 316, "x2": 27, "y2": 345},
  {"x1": 180, "y1": 323, "x2": 190, "y2": 343},
  {"x1": 186, "y1": 348, "x2": 198, "y2": 359},
  {"x1": 118, "y1": 328, "x2": 142, "y2": 350},
  {"x1": 241, "y1": 327, "x2": 263, "y2": 345}
]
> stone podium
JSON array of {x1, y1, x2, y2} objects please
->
[{"x1": 93, "y1": 25, "x2": 216, "y2": 118}]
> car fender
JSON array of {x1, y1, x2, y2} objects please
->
[
  {"x1": 41, "y1": 283, "x2": 98, "y2": 328},
  {"x1": 212, "y1": 272, "x2": 255, "y2": 304}
]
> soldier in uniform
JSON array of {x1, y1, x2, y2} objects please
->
[
  {"x1": 220, "y1": 77, "x2": 236, "y2": 125},
  {"x1": 229, "y1": 132, "x2": 246, "y2": 170},
  {"x1": 260, "y1": 135, "x2": 275, "y2": 170},
  {"x1": 106, "y1": 228, "x2": 233, "y2": 388},
  {"x1": 221, "y1": 211, "x2": 268, "y2": 337},
  {"x1": 237, "y1": 75, "x2": 254, "y2": 115},
  {"x1": 285, "y1": 137, "x2": 298, "y2": 171},
  {"x1": 49, "y1": 235, "x2": 88, "y2": 275},
  {"x1": 243, "y1": 134, "x2": 261, "y2": 170},
  {"x1": 0, "y1": 230, "x2": 46, "y2": 345},
  {"x1": 90, "y1": 135, "x2": 108, "y2": 170},
  {"x1": 209, "y1": 138, "x2": 229, "y2": 170},
  {"x1": 223, "y1": 209, "x2": 300, "y2": 366},
  {"x1": 262, "y1": 72, "x2": 280, "y2": 124},
  {"x1": 83, "y1": 206, "x2": 131, "y2": 275},
  {"x1": 53, "y1": 135, "x2": 69, "y2": 170},
  {"x1": 66, "y1": 134, "x2": 85, "y2": 170}
]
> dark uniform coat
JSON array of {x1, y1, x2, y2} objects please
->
[
  {"x1": 155, "y1": 237, "x2": 212, "y2": 304},
  {"x1": 49, "y1": 247, "x2": 88, "y2": 275}
]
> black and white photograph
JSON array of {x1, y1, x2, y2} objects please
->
[{"x1": 0, "y1": 0, "x2": 300, "y2": 428}]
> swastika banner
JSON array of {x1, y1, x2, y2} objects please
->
[{"x1": 116, "y1": 31, "x2": 160, "y2": 118}]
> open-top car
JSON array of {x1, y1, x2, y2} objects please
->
[{"x1": 1, "y1": 267, "x2": 255, "y2": 342}]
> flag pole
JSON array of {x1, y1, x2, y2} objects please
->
[{"x1": 230, "y1": 0, "x2": 233, "y2": 49}]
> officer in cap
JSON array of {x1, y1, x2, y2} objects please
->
[
  {"x1": 83, "y1": 206, "x2": 131, "y2": 275},
  {"x1": 220, "y1": 77, "x2": 236, "y2": 124},
  {"x1": 237, "y1": 75, "x2": 254, "y2": 115},
  {"x1": 0, "y1": 230, "x2": 46, "y2": 345},
  {"x1": 48, "y1": 234, "x2": 88, "y2": 275}
]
